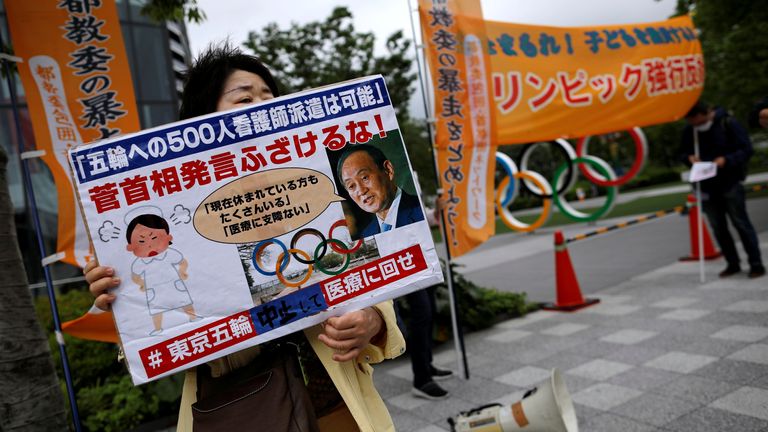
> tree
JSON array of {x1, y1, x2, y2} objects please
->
[
  {"x1": 400, "y1": 118, "x2": 438, "y2": 196},
  {"x1": 243, "y1": 7, "x2": 417, "y2": 121},
  {"x1": 0, "y1": 147, "x2": 68, "y2": 430},
  {"x1": 673, "y1": 0, "x2": 768, "y2": 123},
  {"x1": 142, "y1": 0, "x2": 205, "y2": 24}
]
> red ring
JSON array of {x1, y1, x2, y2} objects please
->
[
  {"x1": 576, "y1": 127, "x2": 646, "y2": 187},
  {"x1": 328, "y1": 219, "x2": 363, "y2": 254}
]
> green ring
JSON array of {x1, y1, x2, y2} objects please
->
[
  {"x1": 313, "y1": 239, "x2": 351, "y2": 275},
  {"x1": 553, "y1": 156, "x2": 617, "y2": 222}
]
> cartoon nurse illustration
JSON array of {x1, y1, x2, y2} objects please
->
[{"x1": 124, "y1": 206, "x2": 199, "y2": 336}]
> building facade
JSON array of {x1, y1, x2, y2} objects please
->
[{"x1": 0, "y1": 0, "x2": 192, "y2": 289}]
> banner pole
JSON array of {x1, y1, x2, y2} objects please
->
[
  {"x1": 693, "y1": 130, "x2": 706, "y2": 283},
  {"x1": 407, "y1": 0, "x2": 470, "y2": 380},
  {"x1": 1, "y1": 39, "x2": 83, "y2": 431}
]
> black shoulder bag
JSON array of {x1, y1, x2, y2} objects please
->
[{"x1": 191, "y1": 344, "x2": 320, "y2": 432}]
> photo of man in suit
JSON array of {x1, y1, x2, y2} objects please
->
[{"x1": 337, "y1": 144, "x2": 424, "y2": 238}]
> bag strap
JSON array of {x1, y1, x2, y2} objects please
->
[{"x1": 720, "y1": 114, "x2": 733, "y2": 142}]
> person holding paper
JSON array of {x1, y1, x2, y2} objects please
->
[
  {"x1": 681, "y1": 101, "x2": 765, "y2": 278},
  {"x1": 337, "y1": 144, "x2": 425, "y2": 237},
  {"x1": 86, "y1": 43, "x2": 405, "y2": 432}
]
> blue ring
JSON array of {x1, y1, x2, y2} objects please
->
[
  {"x1": 251, "y1": 238, "x2": 290, "y2": 276},
  {"x1": 496, "y1": 153, "x2": 516, "y2": 207}
]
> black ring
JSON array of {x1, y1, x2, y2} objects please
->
[
  {"x1": 290, "y1": 228, "x2": 327, "y2": 265},
  {"x1": 519, "y1": 141, "x2": 575, "y2": 199}
]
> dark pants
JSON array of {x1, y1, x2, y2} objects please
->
[
  {"x1": 702, "y1": 183, "x2": 764, "y2": 269},
  {"x1": 397, "y1": 287, "x2": 436, "y2": 388}
]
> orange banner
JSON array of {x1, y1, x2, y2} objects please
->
[
  {"x1": 488, "y1": 16, "x2": 703, "y2": 144},
  {"x1": 419, "y1": 0, "x2": 498, "y2": 258},
  {"x1": 6, "y1": 1, "x2": 140, "y2": 268}
]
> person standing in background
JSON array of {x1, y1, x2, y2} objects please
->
[{"x1": 681, "y1": 101, "x2": 765, "y2": 279}]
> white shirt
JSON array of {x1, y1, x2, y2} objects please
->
[
  {"x1": 377, "y1": 188, "x2": 402, "y2": 232},
  {"x1": 131, "y1": 248, "x2": 184, "y2": 286}
]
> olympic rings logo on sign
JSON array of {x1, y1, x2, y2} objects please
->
[
  {"x1": 250, "y1": 219, "x2": 362, "y2": 288},
  {"x1": 495, "y1": 127, "x2": 647, "y2": 231}
]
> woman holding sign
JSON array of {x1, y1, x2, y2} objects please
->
[{"x1": 85, "y1": 43, "x2": 405, "y2": 432}]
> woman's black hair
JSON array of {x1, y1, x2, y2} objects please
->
[
  {"x1": 126, "y1": 214, "x2": 170, "y2": 244},
  {"x1": 179, "y1": 42, "x2": 279, "y2": 120}
]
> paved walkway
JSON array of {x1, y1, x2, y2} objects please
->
[
  {"x1": 375, "y1": 240, "x2": 768, "y2": 431},
  {"x1": 456, "y1": 197, "x2": 768, "y2": 303}
]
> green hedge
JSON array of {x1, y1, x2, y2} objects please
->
[
  {"x1": 34, "y1": 289, "x2": 182, "y2": 431},
  {"x1": 434, "y1": 266, "x2": 537, "y2": 335}
]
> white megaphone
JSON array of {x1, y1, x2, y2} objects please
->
[{"x1": 448, "y1": 368, "x2": 578, "y2": 432}]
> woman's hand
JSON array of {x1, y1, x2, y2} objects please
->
[
  {"x1": 318, "y1": 307, "x2": 384, "y2": 362},
  {"x1": 84, "y1": 259, "x2": 120, "y2": 311}
]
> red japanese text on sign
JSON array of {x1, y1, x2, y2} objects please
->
[
  {"x1": 139, "y1": 311, "x2": 257, "y2": 378},
  {"x1": 322, "y1": 244, "x2": 428, "y2": 306}
]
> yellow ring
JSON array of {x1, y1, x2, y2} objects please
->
[
  {"x1": 496, "y1": 172, "x2": 552, "y2": 233},
  {"x1": 276, "y1": 249, "x2": 313, "y2": 288}
]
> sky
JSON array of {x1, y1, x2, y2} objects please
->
[
  {"x1": 186, "y1": 0, "x2": 679, "y2": 116},
  {"x1": 188, "y1": 0, "x2": 678, "y2": 55}
]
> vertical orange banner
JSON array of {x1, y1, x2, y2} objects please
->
[
  {"x1": 6, "y1": 0, "x2": 140, "y2": 268},
  {"x1": 418, "y1": 0, "x2": 498, "y2": 258}
]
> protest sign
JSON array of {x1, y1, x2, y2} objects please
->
[
  {"x1": 68, "y1": 76, "x2": 444, "y2": 385},
  {"x1": 689, "y1": 161, "x2": 717, "y2": 183}
]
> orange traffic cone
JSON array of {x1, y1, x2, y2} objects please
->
[
  {"x1": 541, "y1": 231, "x2": 600, "y2": 311},
  {"x1": 679, "y1": 194, "x2": 722, "y2": 261}
]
